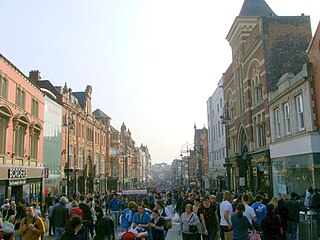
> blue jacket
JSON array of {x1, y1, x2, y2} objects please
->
[
  {"x1": 108, "y1": 198, "x2": 122, "y2": 212},
  {"x1": 120, "y1": 208, "x2": 134, "y2": 230}
]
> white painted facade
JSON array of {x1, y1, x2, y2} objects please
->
[{"x1": 207, "y1": 77, "x2": 226, "y2": 187}]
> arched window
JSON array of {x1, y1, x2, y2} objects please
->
[
  {"x1": 30, "y1": 122, "x2": 42, "y2": 160},
  {"x1": 251, "y1": 63, "x2": 263, "y2": 104},
  {"x1": 0, "y1": 105, "x2": 12, "y2": 154},
  {"x1": 14, "y1": 115, "x2": 29, "y2": 157}
]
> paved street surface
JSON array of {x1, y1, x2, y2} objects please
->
[{"x1": 43, "y1": 219, "x2": 181, "y2": 240}]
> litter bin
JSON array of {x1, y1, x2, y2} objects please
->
[{"x1": 299, "y1": 211, "x2": 318, "y2": 239}]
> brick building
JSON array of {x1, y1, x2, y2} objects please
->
[
  {"x1": 0, "y1": 55, "x2": 45, "y2": 204},
  {"x1": 222, "y1": 0, "x2": 312, "y2": 193}
]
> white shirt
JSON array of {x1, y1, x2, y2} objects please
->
[
  {"x1": 220, "y1": 200, "x2": 233, "y2": 226},
  {"x1": 243, "y1": 204, "x2": 256, "y2": 225}
]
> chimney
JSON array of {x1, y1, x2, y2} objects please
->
[{"x1": 29, "y1": 70, "x2": 41, "y2": 82}]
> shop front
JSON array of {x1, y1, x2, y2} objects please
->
[
  {"x1": 0, "y1": 166, "x2": 43, "y2": 204},
  {"x1": 272, "y1": 153, "x2": 320, "y2": 198}
]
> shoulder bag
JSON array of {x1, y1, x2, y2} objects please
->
[{"x1": 188, "y1": 214, "x2": 198, "y2": 233}]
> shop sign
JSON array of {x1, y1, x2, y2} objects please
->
[
  {"x1": 9, "y1": 179, "x2": 26, "y2": 186},
  {"x1": 8, "y1": 168, "x2": 27, "y2": 179}
]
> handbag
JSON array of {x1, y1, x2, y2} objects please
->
[
  {"x1": 160, "y1": 207, "x2": 172, "y2": 230},
  {"x1": 2, "y1": 220, "x2": 15, "y2": 233},
  {"x1": 163, "y1": 220, "x2": 172, "y2": 230},
  {"x1": 188, "y1": 214, "x2": 198, "y2": 233}
]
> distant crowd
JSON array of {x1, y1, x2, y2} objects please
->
[{"x1": 0, "y1": 186, "x2": 319, "y2": 240}]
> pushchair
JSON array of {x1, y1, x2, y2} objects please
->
[
  {"x1": 120, "y1": 227, "x2": 148, "y2": 240},
  {"x1": 121, "y1": 231, "x2": 136, "y2": 240}
]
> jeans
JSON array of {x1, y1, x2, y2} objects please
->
[
  {"x1": 111, "y1": 211, "x2": 120, "y2": 229},
  {"x1": 55, "y1": 227, "x2": 65, "y2": 240},
  {"x1": 202, "y1": 225, "x2": 217, "y2": 240},
  {"x1": 286, "y1": 221, "x2": 297, "y2": 240}
]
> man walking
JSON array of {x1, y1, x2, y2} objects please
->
[
  {"x1": 52, "y1": 197, "x2": 69, "y2": 240},
  {"x1": 286, "y1": 192, "x2": 303, "y2": 240},
  {"x1": 108, "y1": 193, "x2": 122, "y2": 230},
  {"x1": 18, "y1": 203, "x2": 45, "y2": 240}
]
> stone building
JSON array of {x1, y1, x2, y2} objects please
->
[
  {"x1": 0, "y1": 55, "x2": 45, "y2": 204},
  {"x1": 269, "y1": 63, "x2": 320, "y2": 197},
  {"x1": 222, "y1": 0, "x2": 312, "y2": 194}
]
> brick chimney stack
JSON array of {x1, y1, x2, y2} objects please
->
[{"x1": 29, "y1": 70, "x2": 41, "y2": 82}]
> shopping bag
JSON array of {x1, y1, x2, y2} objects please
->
[
  {"x1": 250, "y1": 231, "x2": 261, "y2": 240},
  {"x1": 2, "y1": 220, "x2": 15, "y2": 233},
  {"x1": 224, "y1": 230, "x2": 233, "y2": 240}
]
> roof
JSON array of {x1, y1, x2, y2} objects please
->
[
  {"x1": 110, "y1": 125, "x2": 119, "y2": 133},
  {"x1": 72, "y1": 92, "x2": 86, "y2": 108},
  {"x1": 239, "y1": 0, "x2": 276, "y2": 17},
  {"x1": 93, "y1": 109, "x2": 110, "y2": 119},
  {"x1": 37, "y1": 80, "x2": 61, "y2": 98}
]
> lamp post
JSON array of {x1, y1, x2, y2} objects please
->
[
  {"x1": 180, "y1": 143, "x2": 193, "y2": 189},
  {"x1": 74, "y1": 168, "x2": 80, "y2": 196},
  {"x1": 63, "y1": 114, "x2": 74, "y2": 198},
  {"x1": 220, "y1": 112, "x2": 231, "y2": 190},
  {"x1": 122, "y1": 153, "x2": 125, "y2": 191}
]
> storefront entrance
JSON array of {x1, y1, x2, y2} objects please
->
[{"x1": 11, "y1": 185, "x2": 23, "y2": 203}]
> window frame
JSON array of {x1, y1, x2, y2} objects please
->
[
  {"x1": 274, "y1": 107, "x2": 281, "y2": 138},
  {"x1": 296, "y1": 95, "x2": 305, "y2": 131}
]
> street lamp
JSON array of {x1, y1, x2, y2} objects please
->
[
  {"x1": 63, "y1": 114, "x2": 74, "y2": 198},
  {"x1": 74, "y1": 168, "x2": 80, "y2": 196},
  {"x1": 180, "y1": 143, "x2": 194, "y2": 189},
  {"x1": 220, "y1": 111, "x2": 231, "y2": 190}
]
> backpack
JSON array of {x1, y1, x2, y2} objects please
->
[{"x1": 24, "y1": 216, "x2": 47, "y2": 239}]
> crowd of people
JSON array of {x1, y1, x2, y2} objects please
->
[
  {"x1": 174, "y1": 187, "x2": 320, "y2": 240},
  {"x1": 0, "y1": 186, "x2": 319, "y2": 240}
]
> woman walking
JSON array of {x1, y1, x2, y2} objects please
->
[
  {"x1": 231, "y1": 203, "x2": 252, "y2": 240},
  {"x1": 150, "y1": 209, "x2": 165, "y2": 240},
  {"x1": 154, "y1": 200, "x2": 172, "y2": 239},
  {"x1": 179, "y1": 204, "x2": 200, "y2": 240}
]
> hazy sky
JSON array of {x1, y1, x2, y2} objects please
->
[{"x1": 1, "y1": 0, "x2": 319, "y2": 164}]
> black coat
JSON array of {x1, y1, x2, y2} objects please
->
[
  {"x1": 79, "y1": 202, "x2": 93, "y2": 222},
  {"x1": 94, "y1": 216, "x2": 115, "y2": 240},
  {"x1": 52, "y1": 204, "x2": 69, "y2": 228},
  {"x1": 151, "y1": 217, "x2": 164, "y2": 240}
]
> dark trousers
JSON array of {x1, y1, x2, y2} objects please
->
[
  {"x1": 202, "y1": 225, "x2": 217, "y2": 240},
  {"x1": 220, "y1": 225, "x2": 229, "y2": 240},
  {"x1": 49, "y1": 217, "x2": 55, "y2": 235},
  {"x1": 182, "y1": 232, "x2": 199, "y2": 240}
]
